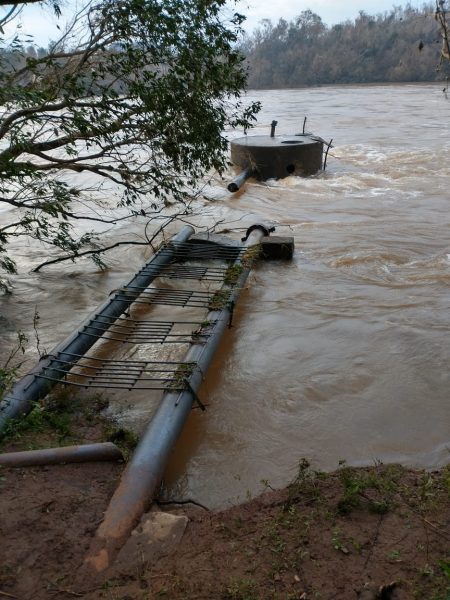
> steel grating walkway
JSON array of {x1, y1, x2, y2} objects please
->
[
  {"x1": 80, "y1": 316, "x2": 214, "y2": 345},
  {"x1": 113, "y1": 287, "x2": 229, "y2": 308},
  {"x1": 37, "y1": 353, "x2": 198, "y2": 391},
  {"x1": 139, "y1": 264, "x2": 228, "y2": 281},
  {"x1": 156, "y1": 242, "x2": 244, "y2": 262},
  {"x1": 34, "y1": 239, "x2": 245, "y2": 393}
]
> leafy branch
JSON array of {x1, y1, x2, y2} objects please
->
[{"x1": 0, "y1": 0, "x2": 260, "y2": 281}]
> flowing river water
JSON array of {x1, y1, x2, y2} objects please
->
[{"x1": 1, "y1": 84, "x2": 449, "y2": 508}]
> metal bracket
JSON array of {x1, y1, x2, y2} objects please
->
[
  {"x1": 184, "y1": 378, "x2": 206, "y2": 412},
  {"x1": 228, "y1": 300, "x2": 235, "y2": 328},
  {"x1": 241, "y1": 224, "x2": 275, "y2": 242}
]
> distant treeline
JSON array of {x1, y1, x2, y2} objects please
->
[{"x1": 242, "y1": 4, "x2": 449, "y2": 88}]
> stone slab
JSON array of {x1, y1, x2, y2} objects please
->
[
  {"x1": 261, "y1": 236, "x2": 295, "y2": 260},
  {"x1": 114, "y1": 510, "x2": 188, "y2": 571}
]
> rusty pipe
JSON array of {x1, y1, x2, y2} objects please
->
[{"x1": 0, "y1": 442, "x2": 123, "y2": 468}]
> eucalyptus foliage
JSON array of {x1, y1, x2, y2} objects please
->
[{"x1": 0, "y1": 0, "x2": 259, "y2": 276}]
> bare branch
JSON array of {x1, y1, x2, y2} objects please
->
[
  {"x1": 32, "y1": 239, "x2": 150, "y2": 272},
  {"x1": 0, "y1": 0, "x2": 47, "y2": 4},
  {"x1": 0, "y1": 4, "x2": 20, "y2": 27},
  {"x1": 0, "y1": 101, "x2": 69, "y2": 140}
]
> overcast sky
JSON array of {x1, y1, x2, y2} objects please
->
[{"x1": 1, "y1": 0, "x2": 431, "y2": 47}]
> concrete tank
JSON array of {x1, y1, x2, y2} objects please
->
[{"x1": 230, "y1": 134, "x2": 323, "y2": 180}]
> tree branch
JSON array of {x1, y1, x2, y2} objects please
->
[
  {"x1": 0, "y1": 0, "x2": 260, "y2": 277},
  {"x1": 0, "y1": 101, "x2": 69, "y2": 140},
  {"x1": 0, "y1": 190, "x2": 164, "y2": 225},
  {"x1": 0, "y1": 0, "x2": 41, "y2": 4},
  {"x1": 0, "y1": 105, "x2": 142, "y2": 163},
  {"x1": 0, "y1": 4, "x2": 20, "y2": 27},
  {"x1": 32, "y1": 239, "x2": 150, "y2": 272}
]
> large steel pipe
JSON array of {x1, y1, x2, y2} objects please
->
[
  {"x1": 0, "y1": 442, "x2": 123, "y2": 468},
  {"x1": 0, "y1": 226, "x2": 195, "y2": 433},
  {"x1": 227, "y1": 167, "x2": 254, "y2": 193},
  {"x1": 85, "y1": 227, "x2": 268, "y2": 572}
]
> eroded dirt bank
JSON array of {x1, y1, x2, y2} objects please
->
[{"x1": 1, "y1": 439, "x2": 450, "y2": 600}]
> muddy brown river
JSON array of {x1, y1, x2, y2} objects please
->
[{"x1": 1, "y1": 84, "x2": 449, "y2": 508}]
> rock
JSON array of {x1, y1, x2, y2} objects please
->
[{"x1": 115, "y1": 510, "x2": 188, "y2": 571}]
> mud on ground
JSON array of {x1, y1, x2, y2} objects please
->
[{"x1": 0, "y1": 402, "x2": 450, "y2": 600}]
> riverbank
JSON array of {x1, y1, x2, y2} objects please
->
[{"x1": 0, "y1": 399, "x2": 449, "y2": 600}]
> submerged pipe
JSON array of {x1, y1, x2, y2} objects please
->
[
  {"x1": 0, "y1": 226, "x2": 195, "y2": 433},
  {"x1": 0, "y1": 442, "x2": 123, "y2": 468},
  {"x1": 85, "y1": 226, "x2": 269, "y2": 572},
  {"x1": 270, "y1": 120, "x2": 278, "y2": 137},
  {"x1": 227, "y1": 167, "x2": 254, "y2": 193}
]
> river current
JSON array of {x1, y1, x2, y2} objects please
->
[{"x1": 1, "y1": 84, "x2": 449, "y2": 508}]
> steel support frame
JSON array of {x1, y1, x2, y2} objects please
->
[{"x1": 0, "y1": 226, "x2": 195, "y2": 431}]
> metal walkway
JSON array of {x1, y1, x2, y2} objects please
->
[
  {"x1": 0, "y1": 223, "x2": 290, "y2": 573},
  {"x1": 37, "y1": 354, "x2": 199, "y2": 391},
  {"x1": 79, "y1": 316, "x2": 214, "y2": 345},
  {"x1": 28, "y1": 236, "x2": 245, "y2": 394}
]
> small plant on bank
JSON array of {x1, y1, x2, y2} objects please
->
[
  {"x1": 0, "y1": 331, "x2": 27, "y2": 398},
  {"x1": 336, "y1": 460, "x2": 399, "y2": 516},
  {"x1": 0, "y1": 388, "x2": 133, "y2": 456},
  {"x1": 387, "y1": 549, "x2": 401, "y2": 562},
  {"x1": 223, "y1": 577, "x2": 257, "y2": 600},
  {"x1": 439, "y1": 558, "x2": 450, "y2": 580},
  {"x1": 284, "y1": 458, "x2": 323, "y2": 511},
  {"x1": 0, "y1": 401, "x2": 72, "y2": 450},
  {"x1": 418, "y1": 564, "x2": 435, "y2": 578},
  {"x1": 331, "y1": 527, "x2": 350, "y2": 554}
]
